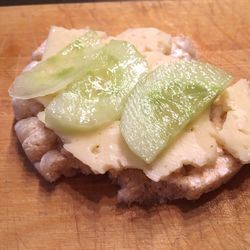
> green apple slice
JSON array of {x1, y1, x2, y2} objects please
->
[
  {"x1": 121, "y1": 61, "x2": 232, "y2": 163},
  {"x1": 9, "y1": 30, "x2": 101, "y2": 99},
  {"x1": 45, "y1": 40, "x2": 148, "y2": 132}
]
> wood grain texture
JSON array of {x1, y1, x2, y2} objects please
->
[{"x1": 0, "y1": 1, "x2": 250, "y2": 249}]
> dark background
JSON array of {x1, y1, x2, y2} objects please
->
[{"x1": 0, "y1": 0, "x2": 129, "y2": 6}]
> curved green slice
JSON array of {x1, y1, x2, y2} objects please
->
[
  {"x1": 9, "y1": 31, "x2": 101, "y2": 99},
  {"x1": 45, "y1": 40, "x2": 148, "y2": 132},
  {"x1": 121, "y1": 61, "x2": 232, "y2": 163}
]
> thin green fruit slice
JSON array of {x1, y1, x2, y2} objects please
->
[
  {"x1": 9, "y1": 31, "x2": 101, "y2": 99},
  {"x1": 45, "y1": 40, "x2": 148, "y2": 132},
  {"x1": 120, "y1": 61, "x2": 232, "y2": 163}
]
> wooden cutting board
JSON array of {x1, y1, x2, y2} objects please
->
[{"x1": 1, "y1": 1, "x2": 250, "y2": 249}]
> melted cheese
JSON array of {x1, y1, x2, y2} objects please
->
[{"x1": 216, "y1": 79, "x2": 250, "y2": 163}]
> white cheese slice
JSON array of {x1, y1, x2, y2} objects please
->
[
  {"x1": 144, "y1": 51, "x2": 179, "y2": 69},
  {"x1": 36, "y1": 27, "x2": 175, "y2": 107},
  {"x1": 38, "y1": 110, "x2": 217, "y2": 181},
  {"x1": 116, "y1": 28, "x2": 172, "y2": 55},
  {"x1": 42, "y1": 26, "x2": 107, "y2": 60},
  {"x1": 42, "y1": 26, "x2": 89, "y2": 60},
  {"x1": 36, "y1": 27, "x2": 219, "y2": 181},
  {"x1": 143, "y1": 112, "x2": 218, "y2": 181},
  {"x1": 36, "y1": 94, "x2": 55, "y2": 107},
  {"x1": 62, "y1": 111, "x2": 217, "y2": 181},
  {"x1": 35, "y1": 27, "x2": 92, "y2": 106},
  {"x1": 215, "y1": 79, "x2": 250, "y2": 163},
  {"x1": 36, "y1": 27, "x2": 108, "y2": 107}
]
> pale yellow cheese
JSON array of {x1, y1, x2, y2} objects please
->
[
  {"x1": 36, "y1": 27, "x2": 108, "y2": 107},
  {"x1": 215, "y1": 79, "x2": 250, "y2": 163},
  {"x1": 37, "y1": 109, "x2": 218, "y2": 181},
  {"x1": 116, "y1": 28, "x2": 172, "y2": 55},
  {"x1": 144, "y1": 112, "x2": 218, "y2": 181},
  {"x1": 36, "y1": 27, "x2": 220, "y2": 181},
  {"x1": 42, "y1": 26, "x2": 107, "y2": 60},
  {"x1": 62, "y1": 111, "x2": 217, "y2": 181},
  {"x1": 144, "y1": 51, "x2": 179, "y2": 69},
  {"x1": 36, "y1": 94, "x2": 55, "y2": 107},
  {"x1": 36, "y1": 27, "x2": 175, "y2": 107},
  {"x1": 42, "y1": 26, "x2": 89, "y2": 60},
  {"x1": 35, "y1": 27, "x2": 92, "y2": 106}
]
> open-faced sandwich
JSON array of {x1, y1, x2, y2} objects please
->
[{"x1": 9, "y1": 27, "x2": 250, "y2": 204}]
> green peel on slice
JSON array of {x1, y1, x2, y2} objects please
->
[
  {"x1": 9, "y1": 30, "x2": 101, "y2": 99},
  {"x1": 45, "y1": 40, "x2": 148, "y2": 133},
  {"x1": 120, "y1": 61, "x2": 232, "y2": 163}
]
